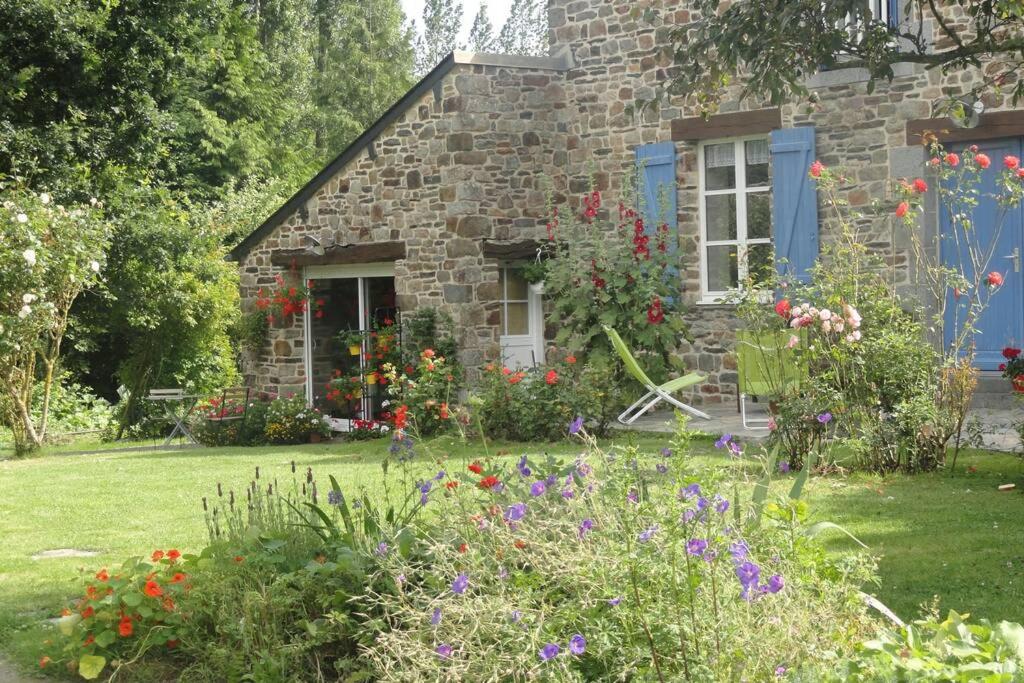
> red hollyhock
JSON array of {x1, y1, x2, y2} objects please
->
[
  {"x1": 477, "y1": 475, "x2": 500, "y2": 490},
  {"x1": 647, "y1": 297, "x2": 664, "y2": 324}
]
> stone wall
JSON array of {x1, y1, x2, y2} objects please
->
[
  {"x1": 548, "y1": 0, "x2": 1018, "y2": 405},
  {"x1": 236, "y1": 56, "x2": 569, "y2": 396}
]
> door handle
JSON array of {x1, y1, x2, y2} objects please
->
[{"x1": 1005, "y1": 247, "x2": 1021, "y2": 273}]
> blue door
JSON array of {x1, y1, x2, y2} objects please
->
[{"x1": 941, "y1": 138, "x2": 1024, "y2": 370}]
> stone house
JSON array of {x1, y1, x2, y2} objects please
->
[{"x1": 229, "y1": 0, "x2": 1023, "y2": 421}]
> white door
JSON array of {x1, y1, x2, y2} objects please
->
[{"x1": 498, "y1": 267, "x2": 545, "y2": 368}]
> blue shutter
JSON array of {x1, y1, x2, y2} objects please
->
[
  {"x1": 635, "y1": 142, "x2": 677, "y2": 240},
  {"x1": 770, "y1": 127, "x2": 819, "y2": 284}
]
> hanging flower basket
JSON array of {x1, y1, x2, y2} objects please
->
[
  {"x1": 348, "y1": 344, "x2": 361, "y2": 356},
  {"x1": 365, "y1": 372, "x2": 379, "y2": 385}
]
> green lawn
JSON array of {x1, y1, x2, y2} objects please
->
[{"x1": 1, "y1": 436, "x2": 1023, "y2": 675}]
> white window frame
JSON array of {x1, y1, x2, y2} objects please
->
[
  {"x1": 497, "y1": 264, "x2": 545, "y2": 367},
  {"x1": 697, "y1": 136, "x2": 772, "y2": 304}
]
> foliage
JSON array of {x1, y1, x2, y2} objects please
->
[
  {"x1": 263, "y1": 395, "x2": 331, "y2": 444},
  {"x1": 647, "y1": 0, "x2": 1024, "y2": 116},
  {"x1": 494, "y1": 0, "x2": 548, "y2": 56},
  {"x1": 383, "y1": 350, "x2": 457, "y2": 437},
  {"x1": 403, "y1": 307, "x2": 458, "y2": 367},
  {"x1": 474, "y1": 357, "x2": 582, "y2": 442},
  {"x1": 232, "y1": 311, "x2": 268, "y2": 355},
  {"x1": 190, "y1": 395, "x2": 272, "y2": 448},
  {"x1": 825, "y1": 611, "x2": 1024, "y2": 681},
  {"x1": 542, "y1": 189, "x2": 691, "y2": 384},
  {"x1": 363, "y1": 429, "x2": 876, "y2": 680},
  {"x1": 255, "y1": 270, "x2": 322, "y2": 325},
  {"x1": 468, "y1": 3, "x2": 496, "y2": 52},
  {"x1": 48, "y1": 550, "x2": 192, "y2": 680},
  {"x1": 33, "y1": 373, "x2": 114, "y2": 438},
  {"x1": 1000, "y1": 346, "x2": 1024, "y2": 382},
  {"x1": 0, "y1": 185, "x2": 110, "y2": 455},
  {"x1": 413, "y1": 0, "x2": 463, "y2": 75}
]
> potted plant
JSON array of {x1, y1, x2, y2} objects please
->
[
  {"x1": 1000, "y1": 346, "x2": 1024, "y2": 393},
  {"x1": 365, "y1": 370, "x2": 379, "y2": 385},
  {"x1": 339, "y1": 330, "x2": 365, "y2": 356},
  {"x1": 522, "y1": 260, "x2": 547, "y2": 294}
]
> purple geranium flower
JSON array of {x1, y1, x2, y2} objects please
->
[
  {"x1": 451, "y1": 573, "x2": 469, "y2": 595},
  {"x1": 436, "y1": 643, "x2": 453, "y2": 658},
  {"x1": 431, "y1": 607, "x2": 442, "y2": 626},
  {"x1": 433, "y1": 470, "x2": 446, "y2": 480},
  {"x1": 607, "y1": 596, "x2": 622, "y2": 606},
  {"x1": 656, "y1": 463, "x2": 668, "y2": 474},
  {"x1": 578, "y1": 518, "x2": 594, "y2": 539},
  {"x1": 505, "y1": 502, "x2": 527, "y2": 522},
  {"x1": 681, "y1": 509, "x2": 696, "y2": 523},
  {"x1": 817, "y1": 411, "x2": 833, "y2": 424},
  {"x1": 561, "y1": 488, "x2": 574, "y2": 499},
  {"x1": 728, "y1": 441, "x2": 742, "y2": 456},
  {"x1": 703, "y1": 549, "x2": 718, "y2": 563},
  {"x1": 516, "y1": 455, "x2": 531, "y2": 477},
  {"x1": 638, "y1": 525, "x2": 659, "y2": 543},
  {"x1": 778, "y1": 461, "x2": 791, "y2": 474},
  {"x1": 714, "y1": 494, "x2": 729, "y2": 514},
  {"x1": 679, "y1": 483, "x2": 701, "y2": 500},
  {"x1": 374, "y1": 541, "x2": 388, "y2": 557},
  {"x1": 729, "y1": 540, "x2": 749, "y2": 563},
  {"x1": 696, "y1": 496, "x2": 710, "y2": 512},
  {"x1": 539, "y1": 643, "x2": 560, "y2": 661},
  {"x1": 766, "y1": 574, "x2": 785, "y2": 594},
  {"x1": 687, "y1": 538, "x2": 708, "y2": 556},
  {"x1": 714, "y1": 433, "x2": 733, "y2": 449},
  {"x1": 569, "y1": 416, "x2": 584, "y2": 434},
  {"x1": 530, "y1": 480, "x2": 546, "y2": 497},
  {"x1": 569, "y1": 634, "x2": 586, "y2": 655},
  {"x1": 627, "y1": 488, "x2": 639, "y2": 504},
  {"x1": 660, "y1": 447, "x2": 673, "y2": 457}
]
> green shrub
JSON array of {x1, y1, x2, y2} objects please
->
[
  {"x1": 190, "y1": 396, "x2": 271, "y2": 447},
  {"x1": 263, "y1": 395, "x2": 331, "y2": 444},
  {"x1": 33, "y1": 373, "x2": 114, "y2": 438},
  {"x1": 474, "y1": 358, "x2": 581, "y2": 442},
  {"x1": 383, "y1": 350, "x2": 457, "y2": 438}
]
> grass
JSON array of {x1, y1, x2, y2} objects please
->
[{"x1": 1, "y1": 434, "x2": 1023, "y2": 675}]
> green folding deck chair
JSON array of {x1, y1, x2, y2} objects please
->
[
  {"x1": 603, "y1": 325, "x2": 710, "y2": 424},
  {"x1": 736, "y1": 329, "x2": 805, "y2": 430}
]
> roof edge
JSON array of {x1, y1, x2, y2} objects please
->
[{"x1": 228, "y1": 50, "x2": 571, "y2": 262}]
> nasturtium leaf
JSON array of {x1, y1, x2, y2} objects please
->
[
  {"x1": 94, "y1": 630, "x2": 115, "y2": 647},
  {"x1": 58, "y1": 613, "x2": 82, "y2": 636},
  {"x1": 121, "y1": 591, "x2": 142, "y2": 607},
  {"x1": 78, "y1": 654, "x2": 106, "y2": 680}
]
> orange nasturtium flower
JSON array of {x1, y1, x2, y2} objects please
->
[
  {"x1": 118, "y1": 617, "x2": 134, "y2": 637},
  {"x1": 151, "y1": 550, "x2": 165, "y2": 562},
  {"x1": 95, "y1": 569, "x2": 109, "y2": 582},
  {"x1": 170, "y1": 572, "x2": 187, "y2": 584},
  {"x1": 144, "y1": 580, "x2": 163, "y2": 598}
]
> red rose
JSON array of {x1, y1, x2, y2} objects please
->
[
  {"x1": 986, "y1": 271, "x2": 1004, "y2": 287},
  {"x1": 945, "y1": 153, "x2": 960, "y2": 166},
  {"x1": 1000, "y1": 363, "x2": 1007, "y2": 371},
  {"x1": 895, "y1": 202, "x2": 909, "y2": 218},
  {"x1": 975, "y1": 153, "x2": 991, "y2": 169},
  {"x1": 809, "y1": 160, "x2": 825, "y2": 177},
  {"x1": 1003, "y1": 347, "x2": 1022, "y2": 360},
  {"x1": 1005, "y1": 155, "x2": 1020, "y2": 170},
  {"x1": 774, "y1": 299, "x2": 791, "y2": 318},
  {"x1": 912, "y1": 178, "x2": 928, "y2": 193}
]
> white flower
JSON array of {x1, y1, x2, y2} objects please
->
[
  {"x1": 16, "y1": 213, "x2": 28, "y2": 223},
  {"x1": 89, "y1": 197, "x2": 98, "y2": 206},
  {"x1": 22, "y1": 293, "x2": 37, "y2": 304},
  {"x1": 18, "y1": 305, "x2": 31, "y2": 319},
  {"x1": 89, "y1": 260, "x2": 100, "y2": 273},
  {"x1": 834, "y1": 320, "x2": 845, "y2": 333},
  {"x1": 845, "y1": 334, "x2": 855, "y2": 343},
  {"x1": 852, "y1": 330, "x2": 862, "y2": 341},
  {"x1": 22, "y1": 249, "x2": 36, "y2": 266},
  {"x1": 821, "y1": 319, "x2": 832, "y2": 333},
  {"x1": 39, "y1": 192, "x2": 50, "y2": 204},
  {"x1": 819, "y1": 308, "x2": 832, "y2": 321}
]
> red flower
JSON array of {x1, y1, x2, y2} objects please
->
[
  {"x1": 445, "y1": 480, "x2": 459, "y2": 490},
  {"x1": 468, "y1": 462, "x2": 483, "y2": 474},
  {"x1": 929, "y1": 157, "x2": 941, "y2": 166},
  {"x1": 167, "y1": 639, "x2": 179, "y2": 650},
  {"x1": 95, "y1": 569, "x2": 109, "y2": 582},
  {"x1": 1000, "y1": 363, "x2": 1008, "y2": 371},
  {"x1": 394, "y1": 404, "x2": 409, "y2": 431},
  {"x1": 912, "y1": 178, "x2": 928, "y2": 193},
  {"x1": 167, "y1": 549, "x2": 181, "y2": 562},
  {"x1": 987, "y1": 271, "x2": 1004, "y2": 287},
  {"x1": 458, "y1": 543, "x2": 468, "y2": 553},
  {"x1": 422, "y1": 348, "x2": 436, "y2": 359},
  {"x1": 440, "y1": 402, "x2": 450, "y2": 419},
  {"x1": 1003, "y1": 347, "x2": 1022, "y2": 360},
  {"x1": 647, "y1": 297, "x2": 664, "y2": 324},
  {"x1": 144, "y1": 580, "x2": 163, "y2": 598},
  {"x1": 945, "y1": 153, "x2": 960, "y2": 166},
  {"x1": 1005, "y1": 155, "x2": 1020, "y2": 170},
  {"x1": 774, "y1": 299, "x2": 791, "y2": 318},
  {"x1": 478, "y1": 475, "x2": 500, "y2": 490},
  {"x1": 895, "y1": 202, "x2": 909, "y2": 218},
  {"x1": 809, "y1": 160, "x2": 824, "y2": 177},
  {"x1": 170, "y1": 572, "x2": 187, "y2": 583},
  {"x1": 975, "y1": 153, "x2": 991, "y2": 169},
  {"x1": 81, "y1": 605, "x2": 94, "y2": 618},
  {"x1": 514, "y1": 539, "x2": 528, "y2": 550},
  {"x1": 83, "y1": 634, "x2": 94, "y2": 647},
  {"x1": 234, "y1": 556, "x2": 244, "y2": 564},
  {"x1": 545, "y1": 369, "x2": 558, "y2": 385},
  {"x1": 119, "y1": 617, "x2": 134, "y2": 637},
  {"x1": 566, "y1": 355, "x2": 577, "y2": 364},
  {"x1": 508, "y1": 372, "x2": 525, "y2": 384},
  {"x1": 151, "y1": 550, "x2": 164, "y2": 562},
  {"x1": 501, "y1": 367, "x2": 512, "y2": 375},
  {"x1": 39, "y1": 657, "x2": 50, "y2": 668}
]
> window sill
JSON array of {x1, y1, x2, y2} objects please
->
[{"x1": 694, "y1": 298, "x2": 737, "y2": 309}]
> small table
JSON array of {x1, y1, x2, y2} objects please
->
[{"x1": 147, "y1": 389, "x2": 200, "y2": 446}]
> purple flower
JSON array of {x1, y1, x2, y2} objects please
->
[
  {"x1": 436, "y1": 643, "x2": 453, "y2": 658},
  {"x1": 327, "y1": 490, "x2": 343, "y2": 506},
  {"x1": 420, "y1": 492, "x2": 429, "y2": 506},
  {"x1": 729, "y1": 541, "x2": 749, "y2": 563},
  {"x1": 714, "y1": 433, "x2": 733, "y2": 449},
  {"x1": 736, "y1": 561, "x2": 761, "y2": 600},
  {"x1": 397, "y1": 573, "x2": 405, "y2": 585},
  {"x1": 510, "y1": 610, "x2": 522, "y2": 622},
  {"x1": 569, "y1": 416, "x2": 584, "y2": 434},
  {"x1": 778, "y1": 461, "x2": 791, "y2": 474},
  {"x1": 607, "y1": 596, "x2": 622, "y2": 606},
  {"x1": 505, "y1": 502, "x2": 527, "y2": 522},
  {"x1": 578, "y1": 518, "x2": 594, "y2": 539},
  {"x1": 498, "y1": 566, "x2": 508, "y2": 580},
  {"x1": 451, "y1": 573, "x2": 469, "y2": 595},
  {"x1": 431, "y1": 607, "x2": 442, "y2": 626},
  {"x1": 375, "y1": 541, "x2": 389, "y2": 557},
  {"x1": 728, "y1": 441, "x2": 742, "y2": 456},
  {"x1": 766, "y1": 574, "x2": 785, "y2": 594},
  {"x1": 679, "y1": 483, "x2": 701, "y2": 500},
  {"x1": 561, "y1": 488, "x2": 574, "y2": 499},
  {"x1": 419, "y1": 481, "x2": 432, "y2": 494},
  {"x1": 696, "y1": 496, "x2": 710, "y2": 512},
  {"x1": 656, "y1": 463, "x2": 668, "y2": 474},
  {"x1": 703, "y1": 549, "x2": 718, "y2": 563},
  {"x1": 545, "y1": 474, "x2": 557, "y2": 486},
  {"x1": 627, "y1": 488, "x2": 639, "y2": 504},
  {"x1": 516, "y1": 455, "x2": 531, "y2": 477},
  {"x1": 775, "y1": 666, "x2": 787, "y2": 677},
  {"x1": 660, "y1": 447, "x2": 673, "y2": 457},
  {"x1": 539, "y1": 643, "x2": 560, "y2": 661},
  {"x1": 638, "y1": 525, "x2": 659, "y2": 543},
  {"x1": 575, "y1": 461, "x2": 592, "y2": 477},
  {"x1": 569, "y1": 634, "x2": 586, "y2": 655},
  {"x1": 817, "y1": 411, "x2": 833, "y2": 424},
  {"x1": 433, "y1": 470, "x2": 446, "y2": 480},
  {"x1": 687, "y1": 538, "x2": 708, "y2": 556},
  {"x1": 681, "y1": 509, "x2": 696, "y2": 523},
  {"x1": 714, "y1": 495, "x2": 729, "y2": 514},
  {"x1": 530, "y1": 480, "x2": 546, "y2": 496}
]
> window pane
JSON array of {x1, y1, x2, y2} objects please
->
[
  {"x1": 747, "y1": 243, "x2": 775, "y2": 285},
  {"x1": 705, "y1": 194, "x2": 737, "y2": 241},
  {"x1": 706, "y1": 245, "x2": 738, "y2": 291},
  {"x1": 745, "y1": 139, "x2": 770, "y2": 186},
  {"x1": 704, "y1": 143, "x2": 736, "y2": 190},
  {"x1": 505, "y1": 302, "x2": 529, "y2": 335},
  {"x1": 505, "y1": 269, "x2": 528, "y2": 300},
  {"x1": 747, "y1": 192, "x2": 772, "y2": 239},
  {"x1": 498, "y1": 268, "x2": 505, "y2": 296}
]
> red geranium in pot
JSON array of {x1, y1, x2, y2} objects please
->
[{"x1": 999, "y1": 346, "x2": 1024, "y2": 393}]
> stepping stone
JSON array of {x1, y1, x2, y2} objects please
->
[{"x1": 31, "y1": 548, "x2": 99, "y2": 560}]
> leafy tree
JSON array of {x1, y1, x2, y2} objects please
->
[
  {"x1": 648, "y1": 0, "x2": 1024, "y2": 114},
  {"x1": 469, "y1": 3, "x2": 495, "y2": 52},
  {"x1": 0, "y1": 184, "x2": 110, "y2": 454},
  {"x1": 415, "y1": 0, "x2": 463, "y2": 75},
  {"x1": 495, "y1": 0, "x2": 547, "y2": 56}
]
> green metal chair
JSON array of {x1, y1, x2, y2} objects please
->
[
  {"x1": 736, "y1": 329, "x2": 805, "y2": 429},
  {"x1": 603, "y1": 325, "x2": 710, "y2": 424}
]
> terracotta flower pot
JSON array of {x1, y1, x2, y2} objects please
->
[{"x1": 1012, "y1": 374, "x2": 1024, "y2": 394}]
